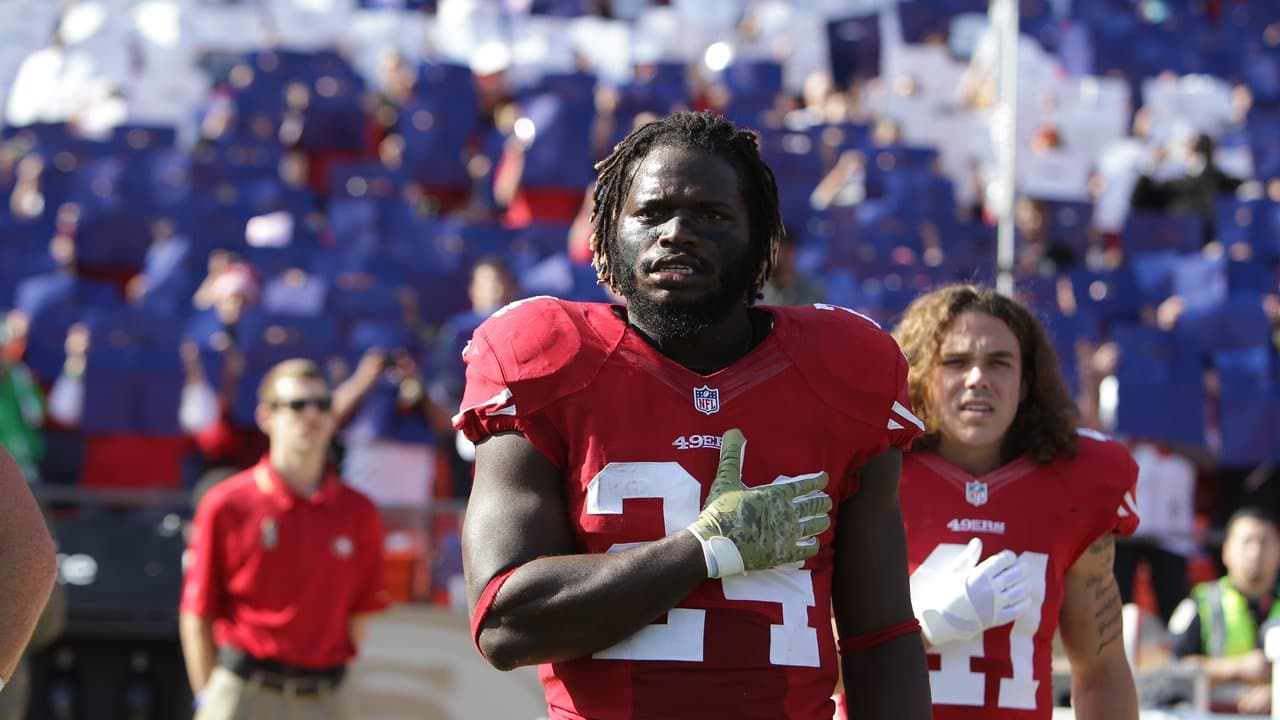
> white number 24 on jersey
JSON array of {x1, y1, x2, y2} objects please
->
[
  {"x1": 585, "y1": 461, "x2": 823, "y2": 667},
  {"x1": 918, "y1": 543, "x2": 1049, "y2": 709}
]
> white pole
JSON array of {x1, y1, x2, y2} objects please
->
[{"x1": 990, "y1": 0, "x2": 1019, "y2": 297}]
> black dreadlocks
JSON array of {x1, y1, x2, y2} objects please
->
[{"x1": 589, "y1": 110, "x2": 783, "y2": 304}]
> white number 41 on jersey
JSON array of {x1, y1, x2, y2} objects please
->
[{"x1": 918, "y1": 543, "x2": 1049, "y2": 709}]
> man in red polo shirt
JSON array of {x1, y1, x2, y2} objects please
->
[{"x1": 179, "y1": 358, "x2": 388, "y2": 720}]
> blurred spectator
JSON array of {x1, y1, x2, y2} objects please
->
[
  {"x1": 431, "y1": 256, "x2": 518, "y2": 495},
  {"x1": 1170, "y1": 506, "x2": 1280, "y2": 715},
  {"x1": 337, "y1": 346, "x2": 452, "y2": 508},
  {"x1": 0, "y1": 313, "x2": 45, "y2": 484},
  {"x1": 1130, "y1": 133, "x2": 1247, "y2": 246},
  {"x1": 567, "y1": 183, "x2": 598, "y2": 265},
  {"x1": 761, "y1": 228, "x2": 825, "y2": 306},
  {"x1": 193, "y1": 255, "x2": 260, "y2": 321},
  {"x1": 431, "y1": 256, "x2": 518, "y2": 411},
  {"x1": 494, "y1": 96, "x2": 594, "y2": 227},
  {"x1": 1114, "y1": 441, "x2": 1199, "y2": 624},
  {"x1": 810, "y1": 148, "x2": 865, "y2": 210},
  {"x1": 185, "y1": 256, "x2": 269, "y2": 483},
  {"x1": 130, "y1": 218, "x2": 195, "y2": 311},
  {"x1": 8, "y1": 153, "x2": 46, "y2": 221},
  {"x1": 1013, "y1": 197, "x2": 1084, "y2": 276}
]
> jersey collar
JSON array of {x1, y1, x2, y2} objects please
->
[{"x1": 252, "y1": 458, "x2": 340, "y2": 511}]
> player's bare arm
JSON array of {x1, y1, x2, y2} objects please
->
[
  {"x1": 463, "y1": 431, "x2": 708, "y2": 670},
  {"x1": 0, "y1": 444, "x2": 57, "y2": 685},
  {"x1": 1059, "y1": 532, "x2": 1139, "y2": 720},
  {"x1": 832, "y1": 447, "x2": 932, "y2": 720}
]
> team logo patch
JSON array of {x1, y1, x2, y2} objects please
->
[
  {"x1": 965, "y1": 480, "x2": 988, "y2": 507},
  {"x1": 260, "y1": 517, "x2": 278, "y2": 550},
  {"x1": 692, "y1": 385, "x2": 720, "y2": 415},
  {"x1": 332, "y1": 536, "x2": 354, "y2": 558}
]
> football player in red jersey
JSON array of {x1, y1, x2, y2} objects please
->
[
  {"x1": 455, "y1": 111, "x2": 931, "y2": 720},
  {"x1": 891, "y1": 284, "x2": 1140, "y2": 719}
]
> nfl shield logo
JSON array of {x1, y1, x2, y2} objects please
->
[
  {"x1": 965, "y1": 480, "x2": 988, "y2": 507},
  {"x1": 693, "y1": 385, "x2": 720, "y2": 415}
]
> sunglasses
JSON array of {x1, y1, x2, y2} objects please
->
[{"x1": 272, "y1": 396, "x2": 333, "y2": 412}]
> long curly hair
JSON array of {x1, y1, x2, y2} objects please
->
[
  {"x1": 891, "y1": 284, "x2": 1079, "y2": 464},
  {"x1": 589, "y1": 110, "x2": 782, "y2": 303}
]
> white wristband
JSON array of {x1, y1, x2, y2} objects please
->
[{"x1": 686, "y1": 528, "x2": 745, "y2": 579}]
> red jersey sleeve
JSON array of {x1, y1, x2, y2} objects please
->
[
  {"x1": 452, "y1": 297, "x2": 616, "y2": 470},
  {"x1": 887, "y1": 345, "x2": 925, "y2": 452},
  {"x1": 1068, "y1": 430, "x2": 1141, "y2": 564},
  {"x1": 351, "y1": 495, "x2": 390, "y2": 615},
  {"x1": 784, "y1": 304, "x2": 924, "y2": 454},
  {"x1": 180, "y1": 488, "x2": 225, "y2": 618}
]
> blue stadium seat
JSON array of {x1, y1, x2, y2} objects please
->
[
  {"x1": 508, "y1": 223, "x2": 572, "y2": 273},
  {"x1": 1174, "y1": 295, "x2": 1272, "y2": 353},
  {"x1": 108, "y1": 125, "x2": 177, "y2": 153},
  {"x1": 826, "y1": 13, "x2": 881, "y2": 88},
  {"x1": 1122, "y1": 212, "x2": 1203, "y2": 256},
  {"x1": 134, "y1": 235, "x2": 197, "y2": 314},
  {"x1": 1111, "y1": 324, "x2": 1205, "y2": 446},
  {"x1": 73, "y1": 210, "x2": 152, "y2": 271},
  {"x1": 1068, "y1": 267, "x2": 1144, "y2": 338},
  {"x1": 80, "y1": 308, "x2": 184, "y2": 435},
  {"x1": 515, "y1": 92, "x2": 596, "y2": 191},
  {"x1": 721, "y1": 60, "x2": 783, "y2": 105},
  {"x1": 231, "y1": 313, "x2": 342, "y2": 425},
  {"x1": 1215, "y1": 346, "x2": 1274, "y2": 466},
  {"x1": 15, "y1": 274, "x2": 124, "y2": 383}
]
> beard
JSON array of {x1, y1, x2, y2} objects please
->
[{"x1": 614, "y1": 249, "x2": 756, "y2": 341}]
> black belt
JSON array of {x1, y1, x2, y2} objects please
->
[{"x1": 217, "y1": 646, "x2": 346, "y2": 696}]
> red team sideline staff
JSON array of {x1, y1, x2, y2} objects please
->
[
  {"x1": 892, "y1": 285, "x2": 1140, "y2": 720},
  {"x1": 456, "y1": 111, "x2": 931, "y2": 719},
  {"x1": 180, "y1": 359, "x2": 387, "y2": 720}
]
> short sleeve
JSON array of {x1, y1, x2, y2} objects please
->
[
  {"x1": 452, "y1": 329, "x2": 567, "y2": 469},
  {"x1": 1107, "y1": 441, "x2": 1141, "y2": 538},
  {"x1": 1070, "y1": 432, "x2": 1141, "y2": 556},
  {"x1": 180, "y1": 495, "x2": 224, "y2": 618},
  {"x1": 886, "y1": 348, "x2": 925, "y2": 451}
]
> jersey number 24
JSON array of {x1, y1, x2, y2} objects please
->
[{"x1": 585, "y1": 461, "x2": 823, "y2": 667}]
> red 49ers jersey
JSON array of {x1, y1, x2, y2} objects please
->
[
  {"x1": 454, "y1": 297, "x2": 922, "y2": 720},
  {"x1": 900, "y1": 431, "x2": 1139, "y2": 720}
]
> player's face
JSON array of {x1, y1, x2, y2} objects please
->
[
  {"x1": 259, "y1": 376, "x2": 337, "y2": 456},
  {"x1": 927, "y1": 311, "x2": 1025, "y2": 472},
  {"x1": 1223, "y1": 517, "x2": 1280, "y2": 593},
  {"x1": 612, "y1": 144, "x2": 754, "y2": 339}
]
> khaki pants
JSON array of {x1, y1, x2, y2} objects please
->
[{"x1": 195, "y1": 667, "x2": 348, "y2": 720}]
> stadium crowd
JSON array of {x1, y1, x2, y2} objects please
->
[{"x1": 1, "y1": 0, "x2": 1280, "y2": 716}]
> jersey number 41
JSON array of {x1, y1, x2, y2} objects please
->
[{"x1": 918, "y1": 543, "x2": 1050, "y2": 709}]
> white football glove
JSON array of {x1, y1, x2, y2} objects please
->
[{"x1": 910, "y1": 538, "x2": 1032, "y2": 647}]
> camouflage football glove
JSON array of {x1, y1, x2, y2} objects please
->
[{"x1": 685, "y1": 429, "x2": 832, "y2": 579}]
